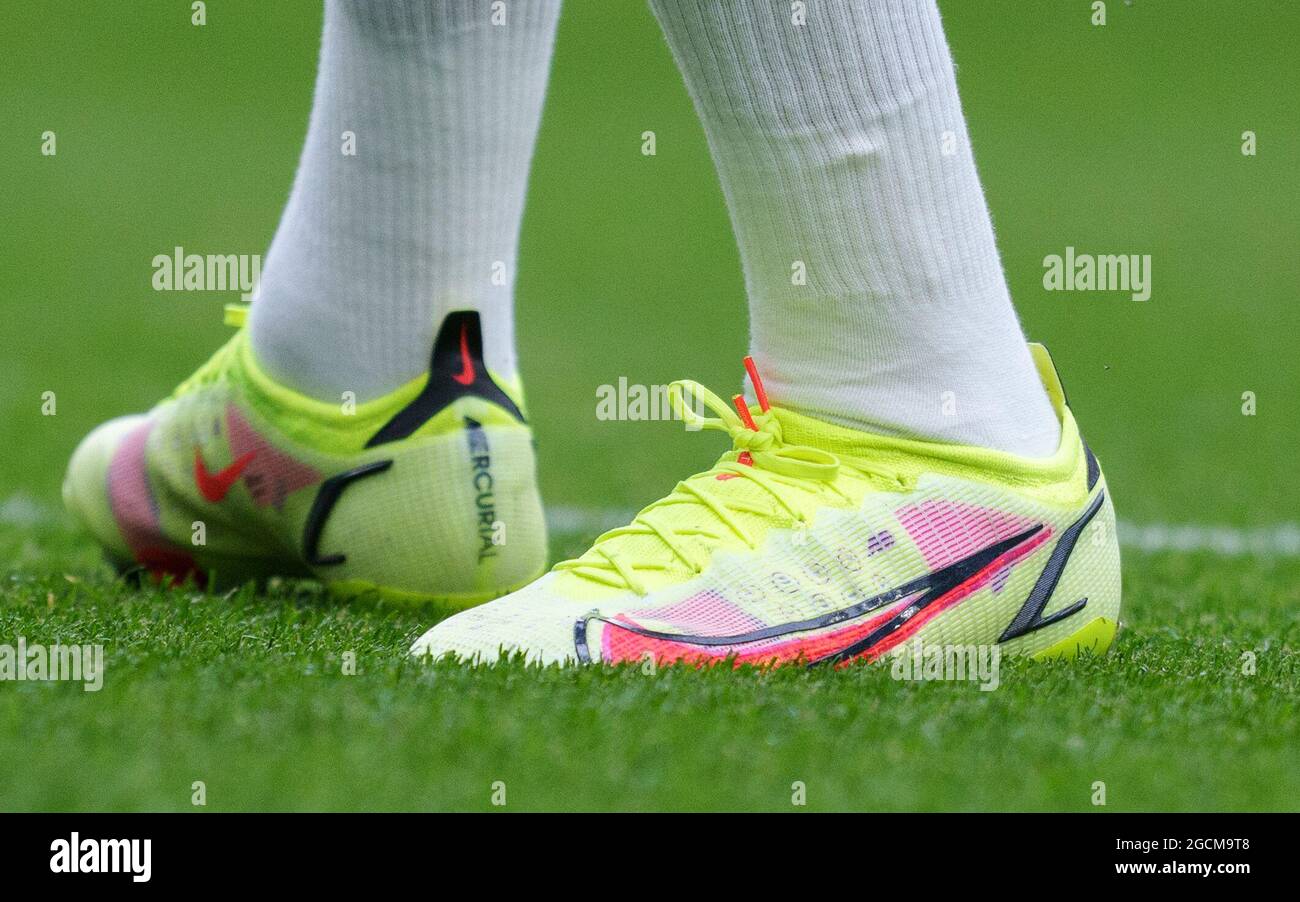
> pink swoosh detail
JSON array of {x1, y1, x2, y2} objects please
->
[{"x1": 599, "y1": 527, "x2": 1051, "y2": 667}]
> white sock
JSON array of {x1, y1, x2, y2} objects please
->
[
  {"x1": 649, "y1": 0, "x2": 1061, "y2": 457},
  {"x1": 249, "y1": 0, "x2": 561, "y2": 402}
]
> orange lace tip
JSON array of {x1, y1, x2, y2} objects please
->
[
  {"x1": 737, "y1": 451, "x2": 754, "y2": 467},
  {"x1": 742, "y1": 356, "x2": 770, "y2": 412},
  {"x1": 732, "y1": 394, "x2": 758, "y2": 431}
]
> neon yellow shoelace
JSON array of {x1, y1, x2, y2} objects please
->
[{"x1": 555, "y1": 378, "x2": 899, "y2": 595}]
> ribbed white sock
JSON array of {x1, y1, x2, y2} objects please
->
[
  {"x1": 249, "y1": 0, "x2": 561, "y2": 403},
  {"x1": 649, "y1": 0, "x2": 1061, "y2": 457}
]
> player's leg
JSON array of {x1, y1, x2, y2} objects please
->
[
  {"x1": 411, "y1": 0, "x2": 1119, "y2": 665},
  {"x1": 65, "y1": 0, "x2": 561, "y2": 606},
  {"x1": 250, "y1": 0, "x2": 558, "y2": 403},
  {"x1": 649, "y1": 0, "x2": 1059, "y2": 456}
]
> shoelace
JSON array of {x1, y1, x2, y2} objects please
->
[{"x1": 555, "y1": 357, "x2": 900, "y2": 595}]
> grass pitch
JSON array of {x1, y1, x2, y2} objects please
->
[{"x1": 1, "y1": 1, "x2": 1296, "y2": 811}]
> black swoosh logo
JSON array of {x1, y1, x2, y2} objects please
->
[
  {"x1": 998, "y1": 489, "x2": 1105, "y2": 643},
  {"x1": 302, "y1": 460, "x2": 393, "y2": 566},
  {"x1": 574, "y1": 523, "x2": 1046, "y2": 665}
]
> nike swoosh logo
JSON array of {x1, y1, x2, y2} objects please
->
[
  {"x1": 574, "y1": 524, "x2": 1049, "y2": 666},
  {"x1": 194, "y1": 449, "x2": 257, "y2": 502},
  {"x1": 451, "y1": 323, "x2": 475, "y2": 386},
  {"x1": 365, "y1": 311, "x2": 524, "y2": 447},
  {"x1": 998, "y1": 489, "x2": 1105, "y2": 643}
]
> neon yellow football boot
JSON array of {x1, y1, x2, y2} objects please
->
[
  {"x1": 64, "y1": 305, "x2": 547, "y2": 607},
  {"x1": 411, "y1": 347, "x2": 1120, "y2": 664}
]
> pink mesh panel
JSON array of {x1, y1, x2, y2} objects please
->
[
  {"x1": 895, "y1": 500, "x2": 1040, "y2": 570},
  {"x1": 107, "y1": 418, "x2": 198, "y2": 581},
  {"x1": 225, "y1": 405, "x2": 321, "y2": 509},
  {"x1": 616, "y1": 589, "x2": 766, "y2": 636},
  {"x1": 107, "y1": 419, "x2": 162, "y2": 553}
]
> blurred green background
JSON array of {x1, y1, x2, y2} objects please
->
[{"x1": 3, "y1": 0, "x2": 1297, "y2": 526}]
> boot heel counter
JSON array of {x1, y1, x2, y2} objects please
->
[
  {"x1": 1076, "y1": 441, "x2": 1122, "y2": 627},
  {"x1": 305, "y1": 423, "x2": 547, "y2": 603},
  {"x1": 1028, "y1": 482, "x2": 1122, "y2": 658},
  {"x1": 457, "y1": 420, "x2": 548, "y2": 592}
]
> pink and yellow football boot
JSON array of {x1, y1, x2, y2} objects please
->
[
  {"x1": 412, "y1": 347, "x2": 1120, "y2": 665},
  {"x1": 64, "y1": 306, "x2": 547, "y2": 607}
]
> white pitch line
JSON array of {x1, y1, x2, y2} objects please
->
[
  {"x1": 0, "y1": 493, "x2": 58, "y2": 528},
  {"x1": 4, "y1": 494, "x2": 1298, "y2": 559},
  {"x1": 1115, "y1": 519, "x2": 1300, "y2": 558}
]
